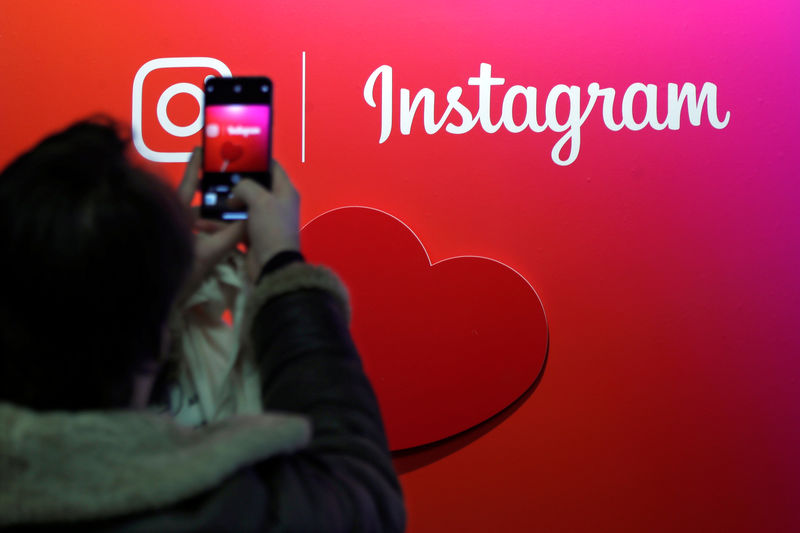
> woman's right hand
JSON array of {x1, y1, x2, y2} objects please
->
[{"x1": 231, "y1": 161, "x2": 301, "y2": 282}]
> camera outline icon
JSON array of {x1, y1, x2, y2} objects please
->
[{"x1": 132, "y1": 57, "x2": 232, "y2": 163}]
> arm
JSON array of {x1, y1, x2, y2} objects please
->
[
  {"x1": 226, "y1": 164, "x2": 404, "y2": 531},
  {"x1": 249, "y1": 262, "x2": 405, "y2": 532}
]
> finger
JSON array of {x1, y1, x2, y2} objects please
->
[
  {"x1": 177, "y1": 147, "x2": 202, "y2": 205},
  {"x1": 196, "y1": 221, "x2": 246, "y2": 265},
  {"x1": 270, "y1": 160, "x2": 295, "y2": 197},
  {"x1": 231, "y1": 178, "x2": 266, "y2": 206}
]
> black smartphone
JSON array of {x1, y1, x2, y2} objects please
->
[{"x1": 201, "y1": 76, "x2": 273, "y2": 220}]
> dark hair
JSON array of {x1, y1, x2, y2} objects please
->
[{"x1": 0, "y1": 117, "x2": 193, "y2": 410}]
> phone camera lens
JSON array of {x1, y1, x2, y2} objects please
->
[
  {"x1": 261, "y1": 85, "x2": 269, "y2": 93},
  {"x1": 234, "y1": 84, "x2": 242, "y2": 93},
  {"x1": 207, "y1": 85, "x2": 214, "y2": 92}
]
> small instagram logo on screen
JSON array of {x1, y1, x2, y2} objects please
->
[
  {"x1": 132, "y1": 57, "x2": 232, "y2": 163},
  {"x1": 204, "y1": 105, "x2": 271, "y2": 172}
]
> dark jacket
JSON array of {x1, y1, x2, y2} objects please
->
[{"x1": 0, "y1": 263, "x2": 405, "y2": 532}]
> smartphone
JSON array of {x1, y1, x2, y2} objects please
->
[{"x1": 201, "y1": 76, "x2": 273, "y2": 220}]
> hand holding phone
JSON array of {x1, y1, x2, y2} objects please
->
[
  {"x1": 201, "y1": 76, "x2": 273, "y2": 220},
  {"x1": 230, "y1": 162, "x2": 300, "y2": 281}
]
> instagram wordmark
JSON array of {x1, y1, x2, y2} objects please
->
[
  {"x1": 227, "y1": 125, "x2": 262, "y2": 138},
  {"x1": 132, "y1": 57, "x2": 232, "y2": 163},
  {"x1": 364, "y1": 63, "x2": 731, "y2": 166}
]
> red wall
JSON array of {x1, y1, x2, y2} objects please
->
[{"x1": 1, "y1": 1, "x2": 799, "y2": 530}]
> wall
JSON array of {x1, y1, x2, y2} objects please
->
[{"x1": 1, "y1": 1, "x2": 798, "y2": 530}]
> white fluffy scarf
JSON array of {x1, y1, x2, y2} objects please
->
[{"x1": 0, "y1": 402, "x2": 310, "y2": 526}]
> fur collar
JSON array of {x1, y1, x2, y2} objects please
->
[{"x1": 0, "y1": 402, "x2": 310, "y2": 526}]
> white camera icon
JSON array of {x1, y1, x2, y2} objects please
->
[{"x1": 132, "y1": 57, "x2": 232, "y2": 163}]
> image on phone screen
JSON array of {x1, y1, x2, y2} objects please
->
[{"x1": 201, "y1": 77, "x2": 272, "y2": 220}]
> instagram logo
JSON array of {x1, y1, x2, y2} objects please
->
[{"x1": 132, "y1": 57, "x2": 232, "y2": 163}]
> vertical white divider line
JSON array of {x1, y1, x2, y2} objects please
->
[{"x1": 301, "y1": 51, "x2": 306, "y2": 163}]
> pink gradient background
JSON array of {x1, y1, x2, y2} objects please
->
[
  {"x1": 204, "y1": 104, "x2": 270, "y2": 172},
  {"x1": 1, "y1": 1, "x2": 799, "y2": 531}
]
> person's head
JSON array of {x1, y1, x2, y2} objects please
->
[{"x1": 0, "y1": 117, "x2": 193, "y2": 410}]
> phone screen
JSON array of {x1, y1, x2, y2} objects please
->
[{"x1": 202, "y1": 77, "x2": 272, "y2": 220}]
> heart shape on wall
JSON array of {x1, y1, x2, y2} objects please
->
[{"x1": 302, "y1": 207, "x2": 548, "y2": 450}]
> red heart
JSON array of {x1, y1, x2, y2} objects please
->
[
  {"x1": 221, "y1": 141, "x2": 243, "y2": 163},
  {"x1": 302, "y1": 207, "x2": 548, "y2": 450}
]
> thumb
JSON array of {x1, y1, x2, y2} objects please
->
[
  {"x1": 269, "y1": 161, "x2": 293, "y2": 196},
  {"x1": 231, "y1": 178, "x2": 267, "y2": 207}
]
